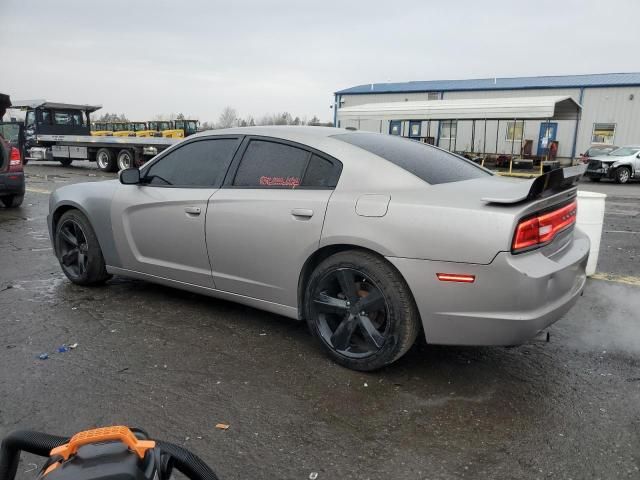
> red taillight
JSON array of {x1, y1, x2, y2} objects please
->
[
  {"x1": 512, "y1": 200, "x2": 577, "y2": 253},
  {"x1": 9, "y1": 147, "x2": 22, "y2": 172}
]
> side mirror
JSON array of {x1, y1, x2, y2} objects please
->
[
  {"x1": 637, "y1": 153, "x2": 640, "y2": 159},
  {"x1": 119, "y1": 168, "x2": 140, "y2": 185}
]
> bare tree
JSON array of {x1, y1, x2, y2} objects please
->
[
  {"x1": 97, "y1": 112, "x2": 129, "y2": 122},
  {"x1": 217, "y1": 107, "x2": 238, "y2": 129}
]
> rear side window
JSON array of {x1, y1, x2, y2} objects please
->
[
  {"x1": 143, "y1": 138, "x2": 239, "y2": 187},
  {"x1": 333, "y1": 132, "x2": 490, "y2": 185},
  {"x1": 302, "y1": 154, "x2": 340, "y2": 187},
  {"x1": 54, "y1": 111, "x2": 72, "y2": 125},
  {"x1": 233, "y1": 140, "x2": 309, "y2": 188}
]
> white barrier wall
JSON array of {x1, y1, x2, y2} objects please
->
[{"x1": 576, "y1": 191, "x2": 607, "y2": 276}]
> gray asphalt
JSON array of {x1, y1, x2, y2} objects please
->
[{"x1": 1, "y1": 161, "x2": 639, "y2": 480}]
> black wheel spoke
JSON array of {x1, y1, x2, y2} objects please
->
[
  {"x1": 336, "y1": 269, "x2": 359, "y2": 303},
  {"x1": 331, "y1": 315, "x2": 359, "y2": 351},
  {"x1": 313, "y1": 293, "x2": 349, "y2": 315},
  {"x1": 355, "y1": 289, "x2": 385, "y2": 314},
  {"x1": 78, "y1": 252, "x2": 86, "y2": 274},
  {"x1": 60, "y1": 227, "x2": 78, "y2": 247},
  {"x1": 358, "y1": 314, "x2": 385, "y2": 349},
  {"x1": 61, "y1": 249, "x2": 79, "y2": 266}
]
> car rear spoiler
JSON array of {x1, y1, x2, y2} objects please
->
[{"x1": 482, "y1": 164, "x2": 586, "y2": 204}]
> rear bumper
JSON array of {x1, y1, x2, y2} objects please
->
[
  {"x1": 387, "y1": 229, "x2": 590, "y2": 346},
  {"x1": 0, "y1": 172, "x2": 25, "y2": 197}
]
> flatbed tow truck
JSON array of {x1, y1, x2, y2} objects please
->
[{"x1": 10, "y1": 100, "x2": 180, "y2": 172}]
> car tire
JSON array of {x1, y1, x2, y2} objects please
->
[
  {"x1": 304, "y1": 250, "x2": 420, "y2": 371},
  {"x1": 117, "y1": 149, "x2": 135, "y2": 171},
  {"x1": 59, "y1": 158, "x2": 73, "y2": 167},
  {"x1": 96, "y1": 148, "x2": 117, "y2": 173},
  {"x1": 615, "y1": 166, "x2": 631, "y2": 184},
  {"x1": 54, "y1": 209, "x2": 111, "y2": 286},
  {"x1": 588, "y1": 177, "x2": 601, "y2": 182},
  {"x1": 0, "y1": 194, "x2": 24, "y2": 208}
]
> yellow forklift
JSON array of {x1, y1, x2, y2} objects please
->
[
  {"x1": 147, "y1": 119, "x2": 199, "y2": 138},
  {"x1": 110, "y1": 122, "x2": 136, "y2": 137},
  {"x1": 147, "y1": 120, "x2": 178, "y2": 138},
  {"x1": 128, "y1": 122, "x2": 157, "y2": 137},
  {"x1": 173, "y1": 119, "x2": 199, "y2": 137},
  {"x1": 91, "y1": 122, "x2": 113, "y2": 136}
]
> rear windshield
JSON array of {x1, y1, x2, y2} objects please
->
[{"x1": 332, "y1": 132, "x2": 490, "y2": 185}]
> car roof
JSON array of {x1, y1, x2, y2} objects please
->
[{"x1": 193, "y1": 125, "x2": 348, "y2": 141}]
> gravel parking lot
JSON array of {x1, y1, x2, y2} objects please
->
[{"x1": 1, "y1": 161, "x2": 639, "y2": 479}]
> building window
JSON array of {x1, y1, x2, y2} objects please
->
[
  {"x1": 506, "y1": 121, "x2": 524, "y2": 141},
  {"x1": 409, "y1": 121, "x2": 421, "y2": 138},
  {"x1": 439, "y1": 120, "x2": 457, "y2": 140},
  {"x1": 389, "y1": 120, "x2": 402, "y2": 136},
  {"x1": 428, "y1": 92, "x2": 440, "y2": 100},
  {"x1": 592, "y1": 123, "x2": 615, "y2": 144}
]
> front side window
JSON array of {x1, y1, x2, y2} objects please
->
[
  {"x1": 25, "y1": 111, "x2": 36, "y2": 126},
  {"x1": 233, "y1": 140, "x2": 309, "y2": 188},
  {"x1": 186, "y1": 121, "x2": 198, "y2": 134},
  {"x1": 72, "y1": 112, "x2": 84, "y2": 126},
  {"x1": 143, "y1": 138, "x2": 240, "y2": 187},
  {"x1": 333, "y1": 132, "x2": 489, "y2": 185},
  {"x1": 592, "y1": 123, "x2": 615, "y2": 144},
  {"x1": 439, "y1": 120, "x2": 457, "y2": 140},
  {"x1": 506, "y1": 121, "x2": 524, "y2": 141},
  {"x1": 40, "y1": 110, "x2": 51, "y2": 124}
]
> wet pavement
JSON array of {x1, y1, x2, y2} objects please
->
[{"x1": 1, "y1": 161, "x2": 639, "y2": 479}]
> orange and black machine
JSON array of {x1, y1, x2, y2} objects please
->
[{"x1": 0, "y1": 426, "x2": 218, "y2": 480}]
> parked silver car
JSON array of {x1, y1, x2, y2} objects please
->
[
  {"x1": 585, "y1": 145, "x2": 640, "y2": 183},
  {"x1": 48, "y1": 127, "x2": 589, "y2": 370}
]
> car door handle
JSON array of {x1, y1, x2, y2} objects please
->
[
  {"x1": 184, "y1": 206, "x2": 201, "y2": 215},
  {"x1": 291, "y1": 208, "x2": 314, "y2": 218}
]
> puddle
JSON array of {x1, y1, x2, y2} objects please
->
[{"x1": 10, "y1": 275, "x2": 68, "y2": 303}]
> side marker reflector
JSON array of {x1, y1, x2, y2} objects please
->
[{"x1": 436, "y1": 273, "x2": 476, "y2": 283}]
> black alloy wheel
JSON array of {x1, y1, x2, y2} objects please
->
[
  {"x1": 57, "y1": 218, "x2": 90, "y2": 280},
  {"x1": 312, "y1": 267, "x2": 389, "y2": 358},
  {"x1": 305, "y1": 250, "x2": 420, "y2": 371},
  {"x1": 54, "y1": 210, "x2": 111, "y2": 285}
]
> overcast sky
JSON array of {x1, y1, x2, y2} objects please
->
[{"x1": 1, "y1": 0, "x2": 639, "y2": 123}]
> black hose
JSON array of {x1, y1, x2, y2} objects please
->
[
  {"x1": 0, "y1": 431, "x2": 68, "y2": 480},
  {"x1": 0, "y1": 432, "x2": 218, "y2": 480},
  {"x1": 156, "y1": 441, "x2": 219, "y2": 480}
]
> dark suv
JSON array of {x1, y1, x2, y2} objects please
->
[{"x1": 0, "y1": 94, "x2": 25, "y2": 208}]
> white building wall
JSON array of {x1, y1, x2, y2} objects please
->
[
  {"x1": 337, "y1": 85, "x2": 640, "y2": 160},
  {"x1": 577, "y1": 86, "x2": 640, "y2": 152}
]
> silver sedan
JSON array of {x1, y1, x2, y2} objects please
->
[{"x1": 48, "y1": 127, "x2": 589, "y2": 370}]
